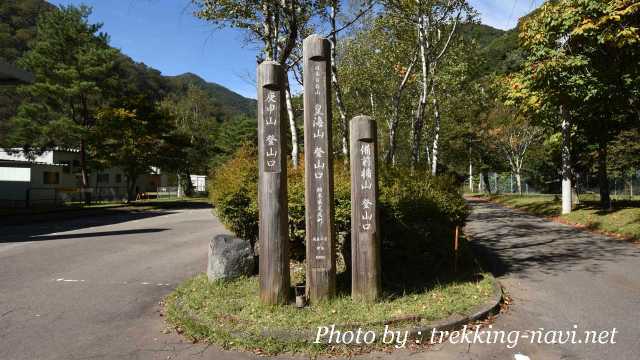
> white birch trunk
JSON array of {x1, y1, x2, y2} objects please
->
[
  {"x1": 431, "y1": 95, "x2": 440, "y2": 176},
  {"x1": 329, "y1": 1, "x2": 349, "y2": 161},
  {"x1": 386, "y1": 55, "x2": 416, "y2": 166},
  {"x1": 425, "y1": 143, "x2": 431, "y2": 169},
  {"x1": 516, "y1": 172, "x2": 522, "y2": 196},
  {"x1": 285, "y1": 81, "x2": 299, "y2": 168},
  {"x1": 510, "y1": 173, "x2": 514, "y2": 193},
  {"x1": 411, "y1": 17, "x2": 429, "y2": 168},
  {"x1": 469, "y1": 162, "x2": 473, "y2": 192},
  {"x1": 561, "y1": 106, "x2": 572, "y2": 214}
]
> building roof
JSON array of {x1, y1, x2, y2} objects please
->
[{"x1": 0, "y1": 60, "x2": 34, "y2": 85}]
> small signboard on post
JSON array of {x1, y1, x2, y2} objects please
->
[
  {"x1": 257, "y1": 61, "x2": 290, "y2": 305},
  {"x1": 350, "y1": 115, "x2": 381, "y2": 302},
  {"x1": 303, "y1": 34, "x2": 336, "y2": 302}
]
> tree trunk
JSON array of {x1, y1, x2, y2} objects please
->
[
  {"x1": 411, "y1": 18, "x2": 428, "y2": 170},
  {"x1": 126, "y1": 173, "x2": 136, "y2": 202},
  {"x1": 510, "y1": 173, "x2": 514, "y2": 193},
  {"x1": 431, "y1": 94, "x2": 440, "y2": 176},
  {"x1": 369, "y1": 92, "x2": 376, "y2": 117},
  {"x1": 182, "y1": 170, "x2": 194, "y2": 197},
  {"x1": 262, "y1": 3, "x2": 274, "y2": 60},
  {"x1": 329, "y1": 1, "x2": 349, "y2": 162},
  {"x1": 516, "y1": 171, "x2": 522, "y2": 196},
  {"x1": 560, "y1": 106, "x2": 572, "y2": 214},
  {"x1": 572, "y1": 186, "x2": 580, "y2": 205},
  {"x1": 483, "y1": 172, "x2": 492, "y2": 194},
  {"x1": 597, "y1": 140, "x2": 612, "y2": 210},
  {"x1": 386, "y1": 122, "x2": 397, "y2": 166},
  {"x1": 79, "y1": 139, "x2": 90, "y2": 204},
  {"x1": 468, "y1": 162, "x2": 473, "y2": 192},
  {"x1": 385, "y1": 55, "x2": 416, "y2": 166},
  {"x1": 285, "y1": 80, "x2": 299, "y2": 168},
  {"x1": 425, "y1": 142, "x2": 431, "y2": 169}
]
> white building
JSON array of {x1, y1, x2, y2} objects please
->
[{"x1": 0, "y1": 149, "x2": 166, "y2": 206}]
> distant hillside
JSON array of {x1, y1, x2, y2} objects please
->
[
  {"x1": 0, "y1": 0, "x2": 255, "y2": 144},
  {"x1": 460, "y1": 23, "x2": 523, "y2": 76},
  {"x1": 481, "y1": 28, "x2": 524, "y2": 75},
  {"x1": 460, "y1": 23, "x2": 506, "y2": 48},
  {"x1": 166, "y1": 73, "x2": 256, "y2": 117}
]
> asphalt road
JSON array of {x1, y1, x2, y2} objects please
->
[
  {"x1": 2, "y1": 200, "x2": 639, "y2": 360},
  {"x1": 443, "y1": 198, "x2": 640, "y2": 360},
  {"x1": 0, "y1": 204, "x2": 238, "y2": 360}
]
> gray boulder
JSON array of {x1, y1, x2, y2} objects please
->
[{"x1": 207, "y1": 234, "x2": 255, "y2": 281}]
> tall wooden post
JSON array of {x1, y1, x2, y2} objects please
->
[
  {"x1": 303, "y1": 34, "x2": 336, "y2": 302},
  {"x1": 258, "y1": 61, "x2": 290, "y2": 305},
  {"x1": 350, "y1": 115, "x2": 381, "y2": 302}
]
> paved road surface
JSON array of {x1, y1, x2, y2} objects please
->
[
  {"x1": 0, "y1": 204, "x2": 239, "y2": 360},
  {"x1": 438, "y1": 198, "x2": 640, "y2": 360},
  {"x1": 2, "y1": 200, "x2": 639, "y2": 360}
]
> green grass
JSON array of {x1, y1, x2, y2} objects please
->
[
  {"x1": 485, "y1": 194, "x2": 640, "y2": 241},
  {"x1": 164, "y1": 272, "x2": 494, "y2": 355}
]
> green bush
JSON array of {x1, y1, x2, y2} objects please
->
[{"x1": 210, "y1": 145, "x2": 470, "y2": 287}]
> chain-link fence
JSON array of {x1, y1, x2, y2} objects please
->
[
  {"x1": 467, "y1": 173, "x2": 543, "y2": 195},
  {"x1": 0, "y1": 186, "x2": 128, "y2": 209},
  {"x1": 157, "y1": 186, "x2": 179, "y2": 199},
  {"x1": 466, "y1": 171, "x2": 639, "y2": 200}
]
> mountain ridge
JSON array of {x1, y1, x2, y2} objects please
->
[{"x1": 164, "y1": 72, "x2": 256, "y2": 117}]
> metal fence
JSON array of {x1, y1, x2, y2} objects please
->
[
  {"x1": 0, "y1": 186, "x2": 129, "y2": 209},
  {"x1": 157, "y1": 186, "x2": 179, "y2": 199},
  {"x1": 467, "y1": 171, "x2": 639, "y2": 199},
  {"x1": 469, "y1": 173, "x2": 542, "y2": 195}
]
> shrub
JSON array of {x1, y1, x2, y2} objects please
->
[
  {"x1": 210, "y1": 145, "x2": 470, "y2": 288},
  {"x1": 208, "y1": 145, "x2": 259, "y2": 243}
]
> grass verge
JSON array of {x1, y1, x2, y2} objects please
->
[
  {"x1": 484, "y1": 194, "x2": 640, "y2": 241},
  {"x1": 164, "y1": 271, "x2": 495, "y2": 355}
]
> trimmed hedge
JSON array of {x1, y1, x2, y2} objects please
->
[{"x1": 209, "y1": 145, "x2": 470, "y2": 288}]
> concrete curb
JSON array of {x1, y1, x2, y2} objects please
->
[{"x1": 405, "y1": 274, "x2": 503, "y2": 340}]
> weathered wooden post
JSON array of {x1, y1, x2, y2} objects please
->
[
  {"x1": 303, "y1": 34, "x2": 336, "y2": 302},
  {"x1": 350, "y1": 115, "x2": 381, "y2": 302},
  {"x1": 258, "y1": 61, "x2": 290, "y2": 305}
]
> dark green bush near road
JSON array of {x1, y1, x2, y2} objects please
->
[{"x1": 209, "y1": 145, "x2": 471, "y2": 290}]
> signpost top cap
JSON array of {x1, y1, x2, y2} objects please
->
[
  {"x1": 259, "y1": 60, "x2": 283, "y2": 89},
  {"x1": 304, "y1": 34, "x2": 330, "y2": 61},
  {"x1": 351, "y1": 115, "x2": 376, "y2": 142}
]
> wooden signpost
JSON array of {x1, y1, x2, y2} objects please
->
[
  {"x1": 350, "y1": 115, "x2": 381, "y2": 302},
  {"x1": 257, "y1": 61, "x2": 290, "y2": 305},
  {"x1": 303, "y1": 34, "x2": 336, "y2": 302}
]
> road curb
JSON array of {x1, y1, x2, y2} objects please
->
[{"x1": 405, "y1": 274, "x2": 503, "y2": 340}]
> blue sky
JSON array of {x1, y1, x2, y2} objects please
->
[{"x1": 49, "y1": 0, "x2": 543, "y2": 99}]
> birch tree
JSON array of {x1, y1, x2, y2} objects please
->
[
  {"x1": 385, "y1": 0, "x2": 472, "y2": 170},
  {"x1": 192, "y1": 0, "x2": 311, "y2": 167},
  {"x1": 492, "y1": 120, "x2": 541, "y2": 195}
]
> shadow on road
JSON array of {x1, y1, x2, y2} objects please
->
[
  {"x1": 465, "y1": 198, "x2": 640, "y2": 279},
  {"x1": 0, "y1": 207, "x2": 182, "y2": 243},
  {"x1": 9, "y1": 228, "x2": 169, "y2": 242}
]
